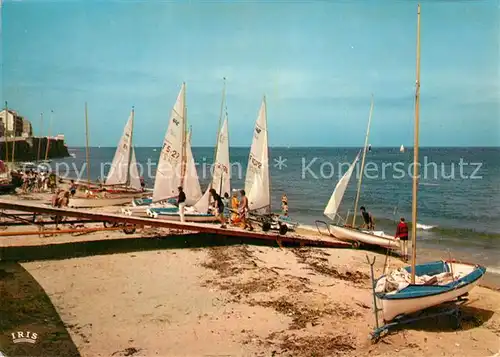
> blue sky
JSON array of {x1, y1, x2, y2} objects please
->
[{"x1": 1, "y1": 0, "x2": 499, "y2": 147}]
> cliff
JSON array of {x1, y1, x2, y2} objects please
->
[{"x1": 0, "y1": 137, "x2": 70, "y2": 162}]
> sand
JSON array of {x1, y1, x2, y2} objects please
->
[{"x1": 13, "y1": 243, "x2": 500, "y2": 357}]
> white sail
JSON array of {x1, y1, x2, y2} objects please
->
[
  {"x1": 400, "y1": 144, "x2": 405, "y2": 153},
  {"x1": 183, "y1": 133, "x2": 202, "y2": 205},
  {"x1": 193, "y1": 114, "x2": 231, "y2": 213},
  {"x1": 244, "y1": 97, "x2": 270, "y2": 213},
  {"x1": 153, "y1": 84, "x2": 185, "y2": 202},
  {"x1": 212, "y1": 115, "x2": 231, "y2": 197},
  {"x1": 105, "y1": 110, "x2": 134, "y2": 186},
  {"x1": 128, "y1": 146, "x2": 142, "y2": 190},
  {"x1": 324, "y1": 152, "x2": 360, "y2": 221}
]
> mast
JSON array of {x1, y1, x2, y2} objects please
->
[
  {"x1": 263, "y1": 95, "x2": 271, "y2": 212},
  {"x1": 180, "y1": 83, "x2": 187, "y2": 188},
  {"x1": 44, "y1": 110, "x2": 53, "y2": 161},
  {"x1": 4, "y1": 102, "x2": 9, "y2": 165},
  {"x1": 411, "y1": 3, "x2": 421, "y2": 284},
  {"x1": 85, "y1": 102, "x2": 91, "y2": 184},
  {"x1": 126, "y1": 106, "x2": 135, "y2": 187},
  {"x1": 37, "y1": 113, "x2": 43, "y2": 164},
  {"x1": 352, "y1": 94, "x2": 374, "y2": 227},
  {"x1": 212, "y1": 77, "x2": 227, "y2": 193},
  {"x1": 9, "y1": 103, "x2": 16, "y2": 165}
]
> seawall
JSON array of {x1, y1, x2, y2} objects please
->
[{"x1": 0, "y1": 137, "x2": 70, "y2": 162}]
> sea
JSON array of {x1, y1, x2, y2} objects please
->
[{"x1": 58, "y1": 146, "x2": 500, "y2": 285}]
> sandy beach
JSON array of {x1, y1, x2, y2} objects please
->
[{"x1": 1, "y1": 226, "x2": 499, "y2": 356}]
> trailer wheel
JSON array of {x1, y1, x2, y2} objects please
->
[
  {"x1": 262, "y1": 222, "x2": 271, "y2": 231},
  {"x1": 103, "y1": 221, "x2": 118, "y2": 228},
  {"x1": 123, "y1": 225, "x2": 136, "y2": 234},
  {"x1": 351, "y1": 241, "x2": 360, "y2": 249},
  {"x1": 279, "y1": 224, "x2": 288, "y2": 235}
]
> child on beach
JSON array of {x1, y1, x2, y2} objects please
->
[{"x1": 281, "y1": 194, "x2": 288, "y2": 217}]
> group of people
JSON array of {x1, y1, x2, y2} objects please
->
[
  {"x1": 21, "y1": 170, "x2": 58, "y2": 193},
  {"x1": 174, "y1": 186, "x2": 254, "y2": 230}
]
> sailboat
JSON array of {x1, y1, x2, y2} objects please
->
[
  {"x1": 321, "y1": 98, "x2": 400, "y2": 250},
  {"x1": 239, "y1": 96, "x2": 297, "y2": 231},
  {"x1": 122, "y1": 83, "x2": 202, "y2": 216},
  {"x1": 69, "y1": 108, "x2": 145, "y2": 208},
  {"x1": 400, "y1": 144, "x2": 405, "y2": 153},
  {"x1": 373, "y1": 4, "x2": 485, "y2": 323},
  {"x1": 148, "y1": 82, "x2": 230, "y2": 222},
  {"x1": 245, "y1": 97, "x2": 271, "y2": 214}
]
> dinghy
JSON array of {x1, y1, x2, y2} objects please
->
[
  {"x1": 241, "y1": 97, "x2": 295, "y2": 232},
  {"x1": 375, "y1": 260, "x2": 486, "y2": 322},
  {"x1": 322, "y1": 152, "x2": 399, "y2": 249},
  {"x1": 121, "y1": 83, "x2": 202, "y2": 216},
  {"x1": 370, "y1": 4, "x2": 485, "y2": 328},
  {"x1": 69, "y1": 108, "x2": 144, "y2": 208},
  {"x1": 150, "y1": 80, "x2": 230, "y2": 222},
  {"x1": 320, "y1": 98, "x2": 399, "y2": 250}
]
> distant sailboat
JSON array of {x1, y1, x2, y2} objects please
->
[
  {"x1": 368, "y1": 144, "x2": 372, "y2": 152},
  {"x1": 400, "y1": 144, "x2": 405, "y2": 153}
]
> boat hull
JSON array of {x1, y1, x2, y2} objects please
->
[
  {"x1": 376, "y1": 261, "x2": 486, "y2": 322},
  {"x1": 329, "y1": 225, "x2": 400, "y2": 250},
  {"x1": 122, "y1": 203, "x2": 177, "y2": 217},
  {"x1": 148, "y1": 211, "x2": 219, "y2": 223},
  {"x1": 69, "y1": 196, "x2": 141, "y2": 208}
]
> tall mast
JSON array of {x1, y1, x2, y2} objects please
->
[
  {"x1": 37, "y1": 113, "x2": 43, "y2": 163},
  {"x1": 212, "y1": 77, "x2": 227, "y2": 193},
  {"x1": 352, "y1": 95, "x2": 374, "y2": 227},
  {"x1": 411, "y1": 3, "x2": 421, "y2": 284},
  {"x1": 263, "y1": 95, "x2": 271, "y2": 212},
  {"x1": 4, "y1": 102, "x2": 9, "y2": 165},
  {"x1": 44, "y1": 110, "x2": 53, "y2": 161},
  {"x1": 180, "y1": 83, "x2": 187, "y2": 187},
  {"x1": 85, "y1": 102, "x2": 91, "y2": 184},
  {"x1": 9, "y1": 103, "x2": 16, "y2": 165},
  {"x1": 127, "y1": 106, "x2": 135, "y2": 187}
]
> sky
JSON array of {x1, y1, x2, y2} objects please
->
[{"x1": 1, "y1": 0, "x2": 499, "y2": 147}]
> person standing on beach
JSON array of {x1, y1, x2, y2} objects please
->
[
  {"x1": 140, "y1": 176, "x2": 145, "y2": 191},
  {"x1": 222, "y1": 192, "x2": 230, "y2": 223},
  {"x1": 360, "y1": 206, "x2": 375, "y2": 230},
  {"x1": 395, "y1": 217, "x2": 409, "y2": 262},
  {"x1": 281, "y1": 194, "x2": 289, "y2": 217},
  {"x1": 210, "y1": 188, "x2": 227, "y2": 228},
  {"x1": 69, "y1": 180, "x2": 77, "y2": 197},
  {"x1": 239, "y1": 190, "x2": 253, "y2": 231},
  {"x1": 177, "y1": 186, "x2": 186, "y2": 223},
  {"x1": 231, "y1": 190, "x2": 239, "y2": 224}
]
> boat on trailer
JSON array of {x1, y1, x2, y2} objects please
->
[
  {"x1": 374, "y1": 260, "x2": 486, "y2": 323},
  {"x1": 368, "y1": 5, "x2": 485, "y2": 339},
  {"x1": 149, "y1": 81, "x2": 231, "y2": 223}
]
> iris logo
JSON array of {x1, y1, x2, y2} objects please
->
[{"x1": 10, "y1": 331, "x2": 38, "y2": 344}]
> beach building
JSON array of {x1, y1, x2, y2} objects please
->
[{"x1": 0, "y1": 109, "x2": 27, "y2": 138}]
